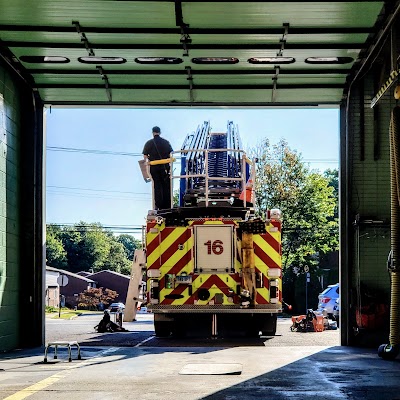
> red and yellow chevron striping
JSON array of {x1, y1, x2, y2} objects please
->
[{"x1": 147, "y1": 218, "x2": 282, "y2": 308}]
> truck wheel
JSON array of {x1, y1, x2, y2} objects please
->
[
  {"x1": 246, "y1": 327, "x2": 261, "y2": 338},
  {"x1": 261, "y1": 315, "x2": 277, "y2": 336},
  {"x1": 172, "y1": 318, "x2": 187, "y2": 338},
  {"x1": 154, "y1": 321, "x2": 171, "y2": 337},
  {"x1": 245, "y1": 316, "x2": 261, "y2": 338}
]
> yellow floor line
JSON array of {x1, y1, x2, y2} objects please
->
[
  {"x1": 3, "y1": 348, "x2": 120, "y2": 400},
  {"x1": 3, "y1": 371, "x2": 72, "y2": 400}
]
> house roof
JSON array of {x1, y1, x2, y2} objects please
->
[
  {"x1": 88, "y1": 270, "x2": 130, "y2": 280},
  {"x1": 46, "y1": 266, "x2": 96, "y2": 283},
  {"x1": 76, "y1": 271, "x2": 93, "y2": 277}
]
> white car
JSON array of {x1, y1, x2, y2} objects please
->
[
  {"x1": 108, "y1": 302, "x2": 125, "y2": 313},
  {"x1": 333, "y1": 297, "x2": 339, "y2": 325},
  {"x1": 317, "y1": 283, "x2": 339, "y2": 318}
]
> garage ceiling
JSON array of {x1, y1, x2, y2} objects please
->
[{"x1": 0, "y1": 1, "x2": 392, "y2": 106}]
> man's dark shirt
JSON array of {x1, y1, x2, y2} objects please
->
[{"x1": 142, "y1": 135, "x2": 173, "y2": 161}]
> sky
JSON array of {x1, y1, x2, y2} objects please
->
[{"x1": 45, "y1": 108, "x2": 339, "y2": 238}]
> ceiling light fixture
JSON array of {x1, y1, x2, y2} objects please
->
[
  {"x1": 78, "y1": 57, "x2": 126, "y2": 64},
  {"x1": 135, "y1": 57, "x2": 183, "y2": 64},
  {"x1": 192, "y1": 57, "x2": 239, "y2": 64},
  {"x1": 248, "y1": 57, "x2": 295, "y2": 64},
  {"x1": 305, "y1": 57, "x2": 353, "y2": 64},
  {"x1": 19, "y1": 56, "x2": 70, "y2": 63}
]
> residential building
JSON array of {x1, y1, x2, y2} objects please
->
[
  {"x1": 87, "y1": 270, "x2": 130, "y2": 304},
  {"x1": 46, "y1": 266, "x2": 96, "y2": 308}
]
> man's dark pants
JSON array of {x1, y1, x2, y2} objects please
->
[{"x1": 150, "y1": 165, "x2": 171, "y2": 209}]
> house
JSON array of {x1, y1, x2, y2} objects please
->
[
  {"x1": 46, "y1": 266, "x2": 96, "y2": 308},
  {"x1": 45, "y1": 267, "x2": 60, "y2": 308},
  {"x1": 76, "y1": 271, "x2": 93, "y2": 278},
  {"x1": 87, "y1": 270, "x2": 130, "y2": 304}
]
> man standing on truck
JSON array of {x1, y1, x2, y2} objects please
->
[{"x1": 142, "y1": 126, "x2": 173, "y2": 210}]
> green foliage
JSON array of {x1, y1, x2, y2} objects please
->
[
  {"x1": 324, "y1": 168, "x2": 339, "y2": 218},
  {"x1": 116, "y1": 234, "x2": 140, "y2": 261},
  {"x1": 102, "y1": 240, "x2": 131, "y2": 275},
  {"x1": 252, "y1": 139, "x2": 339, "y2": 313},
  {"x1": 62, "y1": 222, "x2": 111, "y2": 273},
  {"x1": 46, "y1": 224, "x2": 67, "y2": 269},
  {"x1": 77, "y1": 287, "x2": 118, "y2": 310},
  {"x1": 46, "y1": 222, "x2": 137, "y2": 275},
  {"x1": 173, "y1": 190, "x2": 180, "y2": 207},
  {"x1": 45, "y1": 306, "x2": 58, "y2": 313}
]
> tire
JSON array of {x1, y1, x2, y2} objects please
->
[
  {"x1": 260, "y1": 315, "x2": 277, "y2": 336},
  {"x1": 378, "y1": 344, "x2": 399, "y2": 360},
  {"x1": 172, "y1": 317, "x2": 187, "y2": 338},
  {"x1": 245, "y1": 326, "x2": 261, "y2": 338},
  {"x1": 154, "y1": 321, "x2": 171, "y2": 337}
]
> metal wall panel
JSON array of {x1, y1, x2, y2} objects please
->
[
  {"x1": 0, "y1": 61, "x2": 21, "y2": 351},
  {"x1": 342, "y1": 69, "x2": 397, "y2": 346},
  {"x1": 0, "y1": 58, "x2": 44, "y2": 352}
]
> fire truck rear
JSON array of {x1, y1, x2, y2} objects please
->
[{"x1": 145, "y1": 121, "x2": 282, "y2": 337}]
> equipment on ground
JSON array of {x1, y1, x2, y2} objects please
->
[{"x1": 142, "y1": 121, "x2": 282, "y2": 338}]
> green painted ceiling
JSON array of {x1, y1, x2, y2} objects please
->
[{"x1": 0, "y1": 1, "x2": 390, "y2": 106}]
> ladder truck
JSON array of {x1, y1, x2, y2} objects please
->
[{"x1": 142, "y1": 121, "x2": 282, "y2": 337}]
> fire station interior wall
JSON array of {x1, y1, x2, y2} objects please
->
[
  {"x1": 343, "y1": 33, "x2": 398, "y2": 346},
  {"x1": 0, "y1": 59, "x2": 44, "y2": 352}
]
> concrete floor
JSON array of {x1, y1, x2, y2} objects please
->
[{"x1": 0, "y1": 314, "x2": 399, "y2": 400}]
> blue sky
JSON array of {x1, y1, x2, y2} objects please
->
[{"x1": 45, "y1": 108, "x2": 339, "y2": 237}]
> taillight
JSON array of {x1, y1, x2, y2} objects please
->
[{"x1": 321, "y1": 297, "x2": 331, "y2": 303}]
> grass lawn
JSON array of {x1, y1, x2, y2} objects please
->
[
  {"x1": 48, "y1": 309, "x2": 98, "y2": 319},
  {"x1": 51, "y1": 310, "x2": 83, "y2": 319}
]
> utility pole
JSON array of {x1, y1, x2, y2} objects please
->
[{"x1": 304, "y1": 266, "x2": 310, "y2": 312}]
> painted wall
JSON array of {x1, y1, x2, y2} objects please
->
[
  {"x1": 45, "y1": 270, "x2": 59, "y2": 307},
  {"x1": 0, "y1": 62, "x2": 21, "y2": 351}
]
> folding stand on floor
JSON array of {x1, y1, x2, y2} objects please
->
[{"x1": 44, "y1": 341, "x2": 81, "y2": 363}]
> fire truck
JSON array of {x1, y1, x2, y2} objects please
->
[{"x1": 143, "y1": 121, "x2": 282, "y2": 338}]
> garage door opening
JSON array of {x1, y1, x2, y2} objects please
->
[{"x1": 44, "y1": 107, "x2": 340, "y2": 346}]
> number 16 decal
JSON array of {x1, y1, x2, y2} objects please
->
[{"x1": 204, "y1": 240, "x2": 224, "y2": 255}]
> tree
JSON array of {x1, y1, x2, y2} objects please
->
[
  {"x1": 252, "y1": 139, "x2": 339, "y2": 312},
  {"x1": 116, "y1": 234, "x2": 140, "y2": 261},
  {"x1": 103, "y1": 240, "x2": 132, "y2": 275},
  {"x1": 320, "y1": 168, "x2": 339, "y2": 285},
  {"x1": 324, "y1": 168, "x2": 339, "y2": 218},
  {"x1": 46, "y1": 222, "x2": 135, "y2": 275},
  {"x1": 46, "y1": 224, "x2": 67, "y2": 269},
  {"x1": 61, "y1": 222, "x2": 111, "y2": 273},
  {"x1": 77, "y1": 287, "x2": 118, "y2": 310},
  {"x1": 173, "y1": 189, "x2": 180, "y2": 207}
]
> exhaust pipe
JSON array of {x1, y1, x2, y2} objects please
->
[{"x1": 378, "y1": 106, "x2": 400, "y2": 360}]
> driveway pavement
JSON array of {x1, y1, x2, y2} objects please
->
[
  {"x1": 45, "y1": 313, "x2": 340, "y2": 347},
  {"x1": 1, "y1": 314, "x2": 398, "y2": 400}
]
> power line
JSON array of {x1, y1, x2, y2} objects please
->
[
  {"x1": 47, "y1": 146, "x2": 142, "y2": 157},
  {"x1": 264, "y1": 157, "x2": 338, "y2": 163},
  {"x1": 47, "y1": 223, "x2": 144, "y2": 232},
  {"x1": 48, "y1": 223, "x2": 143, "y2": 227},
  {"x1": 46, "y1": 191, "x2": 151, "y2": 201},
  {"x1": 47, "y1": 146, "x2": 338, "y2": 163},
  {"x1": 47, "y1": 185, "x2": 150, "y2": 195},
  {"x1": 46, "y1": 185, "x2": 151, "y2": 201},
  {"x1": 47, "y1": 192, "x2": 151, "y2": 203}
]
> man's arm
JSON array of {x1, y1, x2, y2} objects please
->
[{"x1": 142, "y1": 140, "x2": 150, "y2": 160}]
